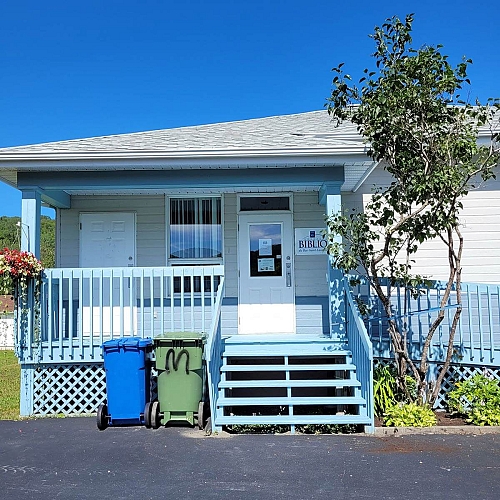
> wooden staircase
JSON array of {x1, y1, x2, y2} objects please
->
[{"x1": 213, "y1": 335, "x2": 372, "y2": 432}]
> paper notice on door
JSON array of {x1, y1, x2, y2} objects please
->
[
  {"x1": 259, "y1": 238, "x2": 272, "y2": 256},
  {"x1": 258, "y1": 258, "x2": 275, "y2": 272}
]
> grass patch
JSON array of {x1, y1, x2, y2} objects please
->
[{"x1": 0, "y1": 350, "x2": 20, "y2": 420}]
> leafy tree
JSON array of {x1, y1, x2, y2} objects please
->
[{"x1": 326, "y1": 14, "x2": 500, "y2": 404}]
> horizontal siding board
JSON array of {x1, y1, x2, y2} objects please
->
[{"x1": 60, "y1": 195, "x2": 166, "y2": 268}]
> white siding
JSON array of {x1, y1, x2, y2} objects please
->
[
  {"x1": 223, "y1": 194, "x2": 238, "y2": 297},
  {"x1": 59, "y1": 195, "x2": 166, "y2": 267},
  {"x1": 293, "y1": 192, "x2": 329, "y2": 297},
  {"x1": 342, "y1": 165, "x2": 500, "y2": 284},
  {"x1": 221, "y1": 194, "x2": 239, "y2": 336}
]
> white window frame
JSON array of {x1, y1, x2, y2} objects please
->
[
  {"x1": 237, "y1": 193, "x2": 293, "y2": 214},
  {"x1": 166, "y1": 195, "x2": 224, "y2": 267}
]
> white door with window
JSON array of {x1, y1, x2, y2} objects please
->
[
  {"x1": 79, "y1": 212, "x2": 136, "y2": 336},
  {"x1": 238, "y1": 213, "x2": 295, "y2": 334}
]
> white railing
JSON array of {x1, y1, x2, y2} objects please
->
[
  {"x1": 204, "y1": 276, "x2": 225, "y2": 432},
  {"x1": 19, "y1": 265, "x2": 224, "y2": 363},
  {"x1": 343, "y1": 276, "x2": 374, "y2": 432},
  {"x1": 363, "y1": 279, "x2": 500, "y2": 366}
]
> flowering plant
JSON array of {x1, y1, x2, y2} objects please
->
[
  {"x1": 0, "y1": 248, "x2": 44, "y2": 352},
  {"x1": 0, "y1": 248, "x2": 44, "y2": 281}
]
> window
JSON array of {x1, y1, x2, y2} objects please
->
[
  {"x1": 240, "y1": 196, "x2": 290, "y2": 211},
  {"x1": 169, "y1": 197, "x2": 222, "y2": 262}
]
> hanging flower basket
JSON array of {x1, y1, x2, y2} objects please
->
[
  {"x1": 0, "y1": 248, "x2": 44, "y2": 282},
  {"x1": 0, "y1": 248, "x2": 44, "y2": 352}
]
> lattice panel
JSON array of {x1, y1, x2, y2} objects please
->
[
  {"x1": 434, "y1": 364, "x2": 500, "y2": 409},
  {"x1": 33, "y1": 364, "x2": 106, "y2": 415},
  {"x1": 374, "y1": 357, "x2": 500, "y2": 409},
  {"x1": 32, "y1": 363, "x2": 159, "y2": 416}
]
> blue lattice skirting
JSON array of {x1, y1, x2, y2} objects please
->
[{"x1": 20, "y1": 363, "x2": 160, "y2": 417}]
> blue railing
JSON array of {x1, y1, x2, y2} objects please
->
[
  {"x1": 343, "y1": 276, "x2": 374, "y2": 432},
  {"x1": 204, "y1": 276, "x2": 225, "y2": 433},
  {"x1": 18, "y1": 265, "x2": 224, "y2": 363},
  {"x1": 357, "y1": 278, "x2": 500, "y2": 367}
]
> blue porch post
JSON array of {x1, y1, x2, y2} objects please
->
[
  {"x1": 21, "y1": 190, "x2": 42, "y2": 257},
  {"x1": 18, "y1": 190, "x2": 42, "y2": 417},
  {"x1": 319, "y1": 182, "x2": 345, "y2": 340}
]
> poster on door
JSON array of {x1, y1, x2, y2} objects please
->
[{"x1": 295, "y1": 228, "x2": 327, "y2": 255}]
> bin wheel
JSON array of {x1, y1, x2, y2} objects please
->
[
  {"x1": 197, "y1": 401, "x2": 204, "y2": 430},
  {"x1": 96, "y1": 403, "x2": 108, "y2": 431},
  {"x1": 144, "y1": 402, "x2": 153, "y2": 429},
  {"x1": 151, "y1": 401, "x2": 161, "y2": 429}
]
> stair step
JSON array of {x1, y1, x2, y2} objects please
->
[
  {"x1": 221, "y1": 363, "x2": 356, "y2": 372},
  {"x1": 219, "y1": 379, "x2": 360, "y2": 389},
  {"x1": 216, "y1": 415, "x2": 372, "y2": 425},
  {"x1": 224, "y1": 334, "x2": 341, "y2": 344},
  {"x1": 217, "y1": 396, "x2": 366, "y2": 406},
  {"x1": 223, "y1": 346, "x2": 352, "y2": 357}
]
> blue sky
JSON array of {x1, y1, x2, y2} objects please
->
[{"x1": 0, "y1": 0, "x2": 498, "y2": 216}]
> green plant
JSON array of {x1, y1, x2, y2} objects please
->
[
  {"x1": 374, "y1": 364, "x2": 398, "y2": 416},
  {"x1": 373, "y1": 363, "x2": 418, "y2": 417},
  {"x1": 383, "y1": 402, "x2": 437, "y2": 427},
  {"x1": 296, "y1": 423, "x2": 359, "y2": 435},
  {"x1": 448, "y1": 374, "x2": 500, "y2": 426},
  {"x1": 326, "y1": 13, "x2": 500, "y2": 405}
]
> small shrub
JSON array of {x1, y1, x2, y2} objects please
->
[
  {"x1": 296, "y1": 423, "x2": 359, "y2": 435},
  {"x1": 374, "y1": 364, "x2": 398, "y2": 416},
  {"x1": 448, "y1": 374, "x2": 500, "y2": 426},
  {"x1": 383, "y1": 402, "x2": 437, "y2": 427}
]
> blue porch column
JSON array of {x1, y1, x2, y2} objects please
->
[
  {"x1": 21, "y1": 190, "x2": 42, "y2": 257},
  {"x1": 319, "y1": 182, "x2": 345, "y2": 339}
]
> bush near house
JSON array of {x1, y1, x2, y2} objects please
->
[{"x1": 448, "y1": 374, "x2": 500, "y2": 426}]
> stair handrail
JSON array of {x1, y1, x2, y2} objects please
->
[
  {"x1": 204, "y1": 276, "x2": 225, "y2": 431},
  {"x1": 343, "y1": 276, "x2": 374, "y2": 432}
]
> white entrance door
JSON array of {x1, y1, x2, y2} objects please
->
[
  {"x1": 80, "y1": 212, "x2": 135, "y2": 268},
  {"x1": 79, "y1": 213, "x2": 136, "y2": 336},
  {"x1": 238, "y1": 213, "x2": 295, "y2": 334}
]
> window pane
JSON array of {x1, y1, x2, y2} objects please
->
[
  {"x1": 170, "y1": 198, "x2": 222, "y2": 259},
  {"x1": 240, "y1": 196, "x2": 290, "y2": 211},
  {"x1": 249, "y1": 223, "x2": 282, "y2": 277}
]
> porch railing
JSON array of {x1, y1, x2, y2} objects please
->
[
  {"x1": 204, "y1": 276, "x2": 225, "y2": 432},
  {"x1": 343, "y1": 276, "x2": 374, "y2": 431},
  {"x1": 357, "y1": 278, "x2": 500, "y2": 367},
  {"x1": 18, "y1": 265, "x2": 224, "y2": 363}
]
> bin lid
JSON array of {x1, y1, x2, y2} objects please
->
[
  {"x1": 102, "y1": 337, "x2": 153, "y2": 349},
  {"x1": 154, "y1": 331, "x2": 204, "y2": 341}
]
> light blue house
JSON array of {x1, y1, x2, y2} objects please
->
[{"x1": 0, "y1": 110, "x2": 498, "y2": 432}]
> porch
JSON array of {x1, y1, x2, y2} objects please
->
[{"x1": 15, "y1": 264, "x2": 374, "y2": 432}]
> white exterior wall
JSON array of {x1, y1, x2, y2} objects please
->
[
  {"x1": 58, "y1": 195, "x2": 166, "y2": 267},
  {"x1": 58, "y1": 192, "x2": 329, "y2": 336},
  {"x1": 342, "y1": 164, "x2": 500, "y2": 284},
  {"x1": 222, "y1": 192, "x2": 329, "y2": 336}
]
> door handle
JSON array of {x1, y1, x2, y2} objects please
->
[{"x1": 286, "y1": 263, "x2": 292, "y2": 287}]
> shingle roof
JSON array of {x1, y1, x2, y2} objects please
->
[{"x1": 0, "y1": 110, "x2": 364, "y2": 156}]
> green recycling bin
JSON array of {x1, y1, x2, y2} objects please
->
[{"x1": 145, "y1": 332, "x2": 206, "y2": 429}]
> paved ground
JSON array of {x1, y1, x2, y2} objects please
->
[{"x1": 0, "y1": 417, "x2": 499, "y2": 500}]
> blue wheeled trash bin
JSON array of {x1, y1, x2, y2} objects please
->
[{"x1": 96, "y1": 337, "x2": 153, "y2": 430}]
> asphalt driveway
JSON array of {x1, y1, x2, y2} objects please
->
[{"x1": 0, "y1": 417, "x2": 499, "y2": 499}]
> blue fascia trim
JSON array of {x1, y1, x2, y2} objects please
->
[
  {"x1": 40, "y1": 189, "x2": 71, "y2": 209},
  {"x1": 17, "y1": 166, "x2": 344, "y2": 191},
  {"x1": 318, "y1": 182, "x2": 343, "y2": 205}
]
